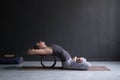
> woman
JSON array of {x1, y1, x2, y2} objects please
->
[{"x1": 27, "y1": 41, "x2": 91, "y2": 70}]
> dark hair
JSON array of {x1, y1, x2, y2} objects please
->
[{"x1": 33, "y1": 44, "x2": 39, "y2": 49}]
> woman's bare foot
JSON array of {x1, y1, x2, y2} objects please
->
[
  {"x1": 73, "y1": 56, "x2": 83, "y2": 63},
  {"x1": 76, "y1": 58, "x2": 83, "y2": 63}
]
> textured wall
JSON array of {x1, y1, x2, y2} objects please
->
[{"x1": 1, "y1": 0, "x2": 120, "y2": 61}]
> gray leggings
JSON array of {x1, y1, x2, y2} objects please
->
[
  {"x1": 62, "y1": 58, "x2": 91, "y2": 70},
  {"x1": 51, "y1": 44, "x2": 91, "y2": 70}
]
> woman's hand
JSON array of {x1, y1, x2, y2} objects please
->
[{"x1": 27, "y1": 49, "x2": 36, "y2": 55}]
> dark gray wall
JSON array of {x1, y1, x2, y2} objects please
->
[{"x1": 1, "y1": 0, "x2": 120, "y2": 61}]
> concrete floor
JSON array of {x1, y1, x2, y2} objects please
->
[{"x1": 0, "y1": 61, "x2": 120, "y2": 80}]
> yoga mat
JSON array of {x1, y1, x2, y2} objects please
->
[{"x1": 20, "y1": 66, "x2": 110, "y2": 71}]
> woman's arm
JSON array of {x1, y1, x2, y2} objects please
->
[{"x1": 27, "y1": 48, "x2": 53, "y2": 55}]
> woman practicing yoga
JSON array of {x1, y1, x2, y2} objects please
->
[{"x1": 27, "y1": 41, "x2": 91, "y2": 70}]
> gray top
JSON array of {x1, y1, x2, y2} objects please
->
[{"x1": 51, "y1": 44, "x2": 71, "y2": 62}]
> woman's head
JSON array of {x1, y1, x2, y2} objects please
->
[{"x1": 34, "y1": 41, "x2": 47, "y2": 49}]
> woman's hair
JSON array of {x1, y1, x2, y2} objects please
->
[
  {"x1": 33, "y1": 40, "x2": 47, "y2": 49},
  {"x1": 33, "y1": 44, "x2": 39, "y2": 49}
]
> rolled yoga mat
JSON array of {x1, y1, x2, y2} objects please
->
[{"x1": 0, "y1": 57, "x2": 23, "y2": 64}]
